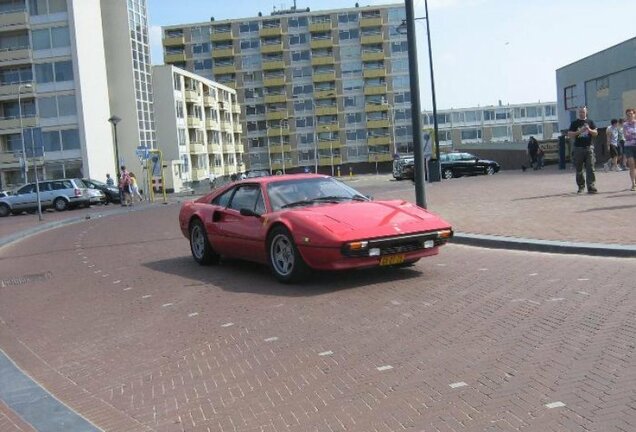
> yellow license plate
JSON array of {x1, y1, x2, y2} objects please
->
[{"x1": 379, "y1": 254, "x2": 405, "y2": 266}]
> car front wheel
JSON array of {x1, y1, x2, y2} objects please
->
[
  {"x1": 0, "y1": 203, "x2": 9, "y2": 217},
  {"x1": 189, "y1": 219, "x2": 219, "y2": 265},
  {"x1": 53, "y1": 198, "x2": 68, "y2": 211},
  {"x1": 486, "y1": 166, "x2": 495, "y2": 175},
  {"x1": 443, "y1": 169, "x2": 454, "y2": 179},
  {"x1": 267, "y1": 226, "x2": 309, "y2": 283}
]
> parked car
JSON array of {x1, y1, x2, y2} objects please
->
[
  {"x1": 245, "y1": 169, "x2": 270, "y2": 178},
  {"x1": 83, "y1": 179, "x2": 120, "y2": 204},
  {"x1": 210, "y1": 174, "x2": 235, "y2": 190},
  {"x1": 0, "y1": 178, "x2": 90, "y2": 217},
  {"x1": 439, "y1": 152, "x2": 500, "y2": 179},
  {"x1": 0, "y1": 190, "x2": 10, "y2": 198},
  {"x1": 392, "y1": 157, "x2": 415, "y2": 180},
  {"x1": 179, "y1": 174, "x2": 453, "y2": 283}
]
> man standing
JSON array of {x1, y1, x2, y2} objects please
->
[
  {"x1": 105, "y1": 173, "x2": 114, "y2": 187},
  {"x1": 527, "y1": 137, "x2": 539, "y2": 170},
  {"x1": 604, "y1": 119, "x2": 620, "y2": 171},
  {"x1": 568, "y1": 106, "x2": 598, "y2": 194}
]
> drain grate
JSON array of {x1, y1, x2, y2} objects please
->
[{"x1": 1, "y1": 271, "x2": 52, "y2": 288}]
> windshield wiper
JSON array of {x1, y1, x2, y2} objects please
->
[{"x1": 280, "y1": 199, "x2": 314, "y2": 209}]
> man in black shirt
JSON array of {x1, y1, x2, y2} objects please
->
[{"x1": 568, "y1": 106, "x2": 598, "y2": 193}]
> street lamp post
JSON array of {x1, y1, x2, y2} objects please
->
[
  {"x1": 422, "y1": 0, "x2": 441, "y2": 182},
  {"x1": 108, "y1": 115, "x2": 122, "y2": 180},
  {"x1": 18, "y1": 82, "x2": 32, "y2": 183},
  {"x1": 280, "y1": 119, "x2": 287, "y2": 174}
]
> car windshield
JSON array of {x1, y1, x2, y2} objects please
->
[
  {"x1": 88, "y1": 179, "x2": 107, "y2": 187},
  {"x1": 267, "y1": 177, "x2": 368, "y2": 211}
]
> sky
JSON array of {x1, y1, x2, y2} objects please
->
[{"x1": 147, "y1": 0, "x2": 635, "y2": 111}]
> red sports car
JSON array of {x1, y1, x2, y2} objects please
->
[{"x1": 179, "y1": 174, "x2": 453, "y2": 283}]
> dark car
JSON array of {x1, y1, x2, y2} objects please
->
[
  {"x1": 83, "y1": 179, "x2": 121, "y2": 204},
  {"x1": 439, "y1": 152, "x2": 500, "y2": 179}
]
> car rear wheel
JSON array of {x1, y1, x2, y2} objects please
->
[
  {"x1": 267, "y1": 226, "x2": 309, "y2": 283},
  {"x1": 443, "y1": 169, "x2": 454, "y2": 179},
  {"x1": 486, "y1": 166, "x2": 495, "y2": 175},
  {"x1": 53, "y1": 198, "x2": 68, "y2": 211},
  {"x1": 0, "y1": 203, "x2": 9, "y2": 217},
  {"x1": 189, "y1": 219, "x2": 219, "y2": 265}
]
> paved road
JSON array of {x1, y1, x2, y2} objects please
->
[{"x1": 1, "y1": 171, "x2": 635, "y2": 431}]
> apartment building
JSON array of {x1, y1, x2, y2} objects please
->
[
  {"x1": 422, "y1": 101, "x2": 559, "y2": 150},
  {"x1": 162, "y1": 3, "x2": 413, "y2": 174},
  {"x1": 0, "y1": 0, "x2": 153, "y2": 190},
  {"x1": 153, "y1": 65, "x2": 243, "y2": 192}
]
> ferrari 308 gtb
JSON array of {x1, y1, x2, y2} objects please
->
[{"x1": 179, "y1": 174, "x2": 453, "y2": 283}]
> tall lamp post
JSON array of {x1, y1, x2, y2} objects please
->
[
  {"x1": 280, "y1": 119, "x2": 287, "y2": 174},
  {"x1": 396, "y1": 0, "x2": 427, "y2": 207},
  {"x1": 108, "y1": 115, "x2": 122, "y2": 180},
  {"x1": 18, "y1": 82, "x2": 32, "y2": 183}
]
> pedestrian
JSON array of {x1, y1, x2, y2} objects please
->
[
  {"x1": 604, "y1": 119, "x2": 620, "y2": 172},
  {"x1": 621, "y1": 108, "x2": 636, "y2": 191},
  {"x1": 617, "y1": 118, "x2": 626, "y2": 170},
  {"x1": 129, "y1": 172, "x2": 143, "y2": 202},
  {"x1": 105, "y1": 173, "x2": 114, "y2": 187},
  {"x1": 118, "y1": 165, "x2": 132, "y2": 206},
  {"x1": 527, "y1": 136, "x2": 539, "y2": 170},
  {"x1": 568, "y1": 106, "x2": 598, "y2": 194},
  {"x1": 536, "y1": 142, "x2": 545, "y2": 169}
]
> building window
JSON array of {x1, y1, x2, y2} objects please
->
[
  {"x1": 29, "y1": 0, "x2": 67, "y2": 15},
  {"x1": 564, "y1": 85, "x2": 576, "y2": 110},
  {"x1": 491, "y1": 126, "x2": 510, "y2": 140},
  {"x1": 288, "y1": 16, "x2": 308, "y2": 28},
  {"x1": 461, "y1": 128, "x2": 481, "y2": 141},
  {"x1": 521, "y1": 124, "x2": 543, "y2": 136},
  {"x1": 35, "y1": 60, "x2": 73, "y2": 83},
  {"x1": 338, "y1": 29, "x2": 359, "y2": 40},
  {"x1": 545, "y1": 104, "x2": 556, "y2": 117}
]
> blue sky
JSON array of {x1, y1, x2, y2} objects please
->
[{"x1": 147, "y1": 0, "x2": 634, "y2": 110}]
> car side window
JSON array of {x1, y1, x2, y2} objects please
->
[
  {"x1": 211, "y1": 188, "x2": 233, "y2": 207},
  {"x1": 228, "y1": 185, "x2": 260, "y2": 211},
  {"x1": 254, "y1": 189, "x2": 265, "y2": 214},
  {"x1": 17, "y1": 184, "x2": 35, "y2": 194}
]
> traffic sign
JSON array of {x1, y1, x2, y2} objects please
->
[{"x1": 136, "y1": 145, "x2": 149, "y2": 161}]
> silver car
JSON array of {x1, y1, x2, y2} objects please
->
[{"x1": 0, "y1": 178, "x2": 91, "y2": 216}]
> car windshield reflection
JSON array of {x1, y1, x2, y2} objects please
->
[{"x1": 267, "y1": 177, "x2": 368, "y2": 211}]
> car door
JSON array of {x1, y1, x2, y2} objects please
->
[
  {"x1": 459, "y1": 153, "x2": 477, "y2": 175},
  {"x1": 211, "y1": 184, "x2": 268, "y2": 262},
  {"x1": 12, "y1": 184, "x2": 36, "y2": 210}
]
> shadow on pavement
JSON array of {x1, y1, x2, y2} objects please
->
[{"x1": 143, "y1": 256, "x2": 424, "y2": 297}]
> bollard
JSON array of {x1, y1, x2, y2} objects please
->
[
  {"x1": 349, "y1": 166, "x2": 353, "y2": 177},
  {"x1": 337, "y1": 166, "x2": 341, "y2": 177}
]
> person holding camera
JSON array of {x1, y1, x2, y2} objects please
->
[{"x1": 568, "y1": 106, "x2": 598, "y2": 194}]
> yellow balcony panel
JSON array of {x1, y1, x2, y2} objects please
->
[
  {"x1": 310, "y1": 39, "x2": 333, "y2": 49},
  {"x1": 314, "y1": 89, "x2": 337, "y2": 99},
  {"x1": 0, "y1": 11, "x2": 28, "y2": 29},
  {"x1": 211, "y1": 31, "x2": 233, "y2": 41},
  {"x1": 311, "y1": 56, "x2": 334, "y2": 66},
  {"x1": 317, "y1": 141, "x2": 341, "y2": 150},
  {"x1": 315, "y1": 106, "x2": 337, "y2": 116},
  {"x1": 319, "y1": 156, "x2": 342, "y2": 166},
  {"x1": 222, "y1": 144, "x2": 236, "y2": 153},
  {"x1": 0, "y1": 151, "x2": 19, "y2": 163},
  {"x1": 264, "y1": 94, "x2": 287, "y2": 104},
  {"x1": 233, "y1": 124, "x2": 243, "y2": 133},
  {"x1": 223, "y1": 166, "x2": 235, "y2": 175},
  {"x1": 367, "y1": 119, "x2": 390, "y2": 128},
  {"x1": 205, "y1": 119, "x2": 220, "y2": 129},
  {"x1": 189, "y1": 143, "x2": 206, "y2": 153},
  {"x1": 360, "y1": 17, "x2": 383, "y2": 27},
  {"x1": 184, "y1": 90, "x2": 199, "y2": 102},
  {"x1": 361, "y1": 51, "x2": 385, "y2": 62},
  {"x1": 312, "y1": 72, "x2": 335, "y2": 83},
  {"x1": 263, "y1": 76, "x2": 285, "y2": 87},
  {"x1": 231, "y1": 105, "x2": 241, "y2": 114},
  {"x1": 214, "y1": 64, "x2": 236, "y2": 75},
  {"x1": 211, "y1": 166, "x2": 224, "y2": 176},
  {"x1": 265, "y1": 110, "x2": 289, "y2": 121},
  {"x1": 260, "y1": 43, "x2": 283, "y2": 54},
  {"x1": 270, "y1": 162, "x2": 285, "y2": 170},
  {"x1": 266, "y1": 127, "x2": 290, "y2": 137},
  {"x1": 165, "y1": 52, "x2": 186, "y2": 63},
  {"x1": 0, "y1": 116, "x2": 36, "y2": 130},
  {"x1": 236, "y1": 144, "x2": 245, "y2": 153},
  {"x1": 187, "y1": 117, "x2": 202, "y2": 128},
  {"x1": 212, "y1": 47, "x2": 234, "y2": 58},
  {"x1": 316, "y1": 123, "x2": 339, "y2": 133},
  {"x1": 365, "y1": 103, "x2": 389, "y2": 113},
  {"x1": 191, "y1": 168, "x2": 208, "y2": 181},
  {"x1": 262, "y1": 60, "x2": 285, "y2": 71},
  {"x1": 0, "y1": 83, "x2": 34, "y2": 98},
  {"x1": 368, "y1": 136, "x2": 390, "y2": 145},
  {"x1": 368, "y1": 153, "x2": 393, "y2": 162},
  {"x1": 163, "y1": 36, "x2": 185, "y2": 47},
  {"x1": 363, "y1": 68, "x2": 386, "y2": 79},
  {"x1": 0, "y1": 48, "x2": 30, "y2": 63},
  {"x1": 361, "y1": 34, "x2": 383, "y2": 45},
  {"x1": 363, "y1": 85, "x2": 387, "y2": 96},
  {"x1": 221, "y1": 121, "x2": 233, "y2": 132},
  {"x1": 203, "y1": 96, "x2": 216, "y2": 106},
  {"x1": 268, "y1": 144, "x2": 292, "y2": 153},
  {"x1": 207, "y1": 144, "x2": 222, "y2": 153},
  {"x1": 259, "y1": 27, "x2": 282, "y2": 37},
  {"x1": 309, "y1": 22, "x2": 331, "y2": 32}
]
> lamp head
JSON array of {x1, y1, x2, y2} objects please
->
[{"x1": 108, "y1": 115, "x2": 121, "y2": 125}]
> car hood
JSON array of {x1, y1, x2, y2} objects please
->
[{"x1": 286, "y1": 200, "x2": 451, "y2": 241}]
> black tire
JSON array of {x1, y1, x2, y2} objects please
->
[
  {"x1": 189, "y1": 219, "x2": 219, "y2": 265},
  {"x1": 0, "y1": 204, "x2": 9, "y2": 217},
  {"x1": 486, "y1": 166, "x2": 495, "y2": 175},
  {"x1": 267, "y1": 225, "x2": 309, "y2": 283},
  {"x1": 443, "y1": 169, "x2": 454, "y2": 180},
  {"x1": 53, "y1": 197, "x2": 68, "y2": 211}
]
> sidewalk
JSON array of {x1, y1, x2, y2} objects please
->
[{"x1": 1, "y1": 166, "x2": 635, "y2": 255}]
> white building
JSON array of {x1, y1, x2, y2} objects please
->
[
  {"x1": 0, "y1": 0, "x2": 154, "y2": 190},
  {"x1": 152, "y1": 65, "x2": 244, "y2": 192}
]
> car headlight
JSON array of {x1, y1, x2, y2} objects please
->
[{"x1": 345, "y1": 241, "x2": 369, "y2": 251}]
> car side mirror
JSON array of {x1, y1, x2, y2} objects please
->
[{"x1": 240, "y1": 208, "x2": 261, "y2": 218}]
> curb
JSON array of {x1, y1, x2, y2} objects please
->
[{"x1": 452, "y1": 232, "x2": 636, "y2": 258}]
